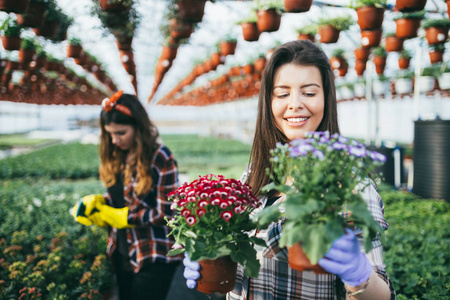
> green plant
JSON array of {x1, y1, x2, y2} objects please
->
[
  {"x1": 295, "y1": 24, "x2": 318, "y2": 36},
  {"x1": 351, "y1": 0, "x2": 387, "y2": 9},
  {"x1": 255, "y1": 132, "x2": 386, "y2": 264},
  {"x1": 384, "y1": 32, "x2": 396, "y2": 37},
  {"x1": 252, "y1": 0, "x2": 284, "y2": 13},
  {"x1": 393, "y1": 10, "x2": 426, "y2": 20},
  {"x1": 399, "y1": 49, "x2": 412, "y2": 59},
  {"x1": 69, "y1": 37, "x2": 82, "y2": 46},
  {"x1": 396, "y1": 70, "x2": 414, "y2": 79},
  {"x1": 21, "y1": 37, "x2": 37, "y2": 50},
  {"x1": 429, "y1": 43, "x2": 446, "y2": 52},
  {"x1": 331, "y1": 48, "x2": 345, "y2": 58},
  {"x1": 166, "y1": 174, "x2": 266, "y2": 278},
  {"x1": 36, "y1": 45, "x2": 47, "y2": 58},
  {"x1": 372, "y1": 46, "x2": 387, "y2": 57},
  {"x1": 422, "y1": 18, "x2": 450, "y2": 29},
  {"x1": 421, "y1": 65, "x2": 441, "y2": 77},
  {"x1": 236, "y1": 11, "x2": 258, "y2": 24},
  {"x1": 317, "y1": 15, "x2": 355, "y2": 31},
  {"x1": 0, "y1": 17, "x2": 22, "y2": 37}
]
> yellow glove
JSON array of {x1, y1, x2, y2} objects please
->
[
  {"x1": 71, "y1": 194, "x2": 108, "y2": 227},
  {"x1": 96, "y1": 204, "x2": 135, "y2": 229}
]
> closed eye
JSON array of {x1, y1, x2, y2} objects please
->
[
  {"x1": 304, "y1": 93, "x2": 316, "y2": 97},
  {"x1": 274, "y1": 93, "x2": 289, "y2": 99}
]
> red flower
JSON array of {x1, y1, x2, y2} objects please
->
[
  {"x1": 198, "y1": 200, "x2": 208, "y2": 208},
  {"x1": 181, "y1": 208, "x2": 191, "y2": 217},
  {"x1": 220, "y1": 211, "x2": 233, "y2": 222},
  {"x1": 186, "y1": 215, "x2": 197, "y2": 226},
  {"x1": 197, "y1": 208, "x2": 206, "y2": 217}
]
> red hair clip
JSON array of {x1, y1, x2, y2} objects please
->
[{"x1": 102, "y1": 90, "x2": 132, "y2": 117}]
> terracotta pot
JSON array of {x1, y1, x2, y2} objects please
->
[
  {"x1": 283, "y1": 0, "x2": 312, "y2": 12},
  {"x1": 19, "y1": 49, "x2": 35, "y2": 63},
  {"x1": 425, "y1": 27, "x2": 448, "y2": 45},
  {"x1": 297, "y1": 33, "x2": 315, "y2": 43},
  {"x1": 33, "y1": 21, "x2": 59, "y2": 38},
  {"x1": 356, "y1": 6, "x2": 384, "y2": 30},
  {"x1": 16, "y1": 2, "x2": 46, "y2": 28},
  {"x1": 1, "y1": 36, "x2": 21, "y2": 51},
  {"x1": 398, "y1": 57, "x2": 410, "y2": 69},
  {"x1": 355, "y1": 60, "x2": 367, "y2": 76},
  {"x1": 395, "y1": 18, "x2": 422, "y2": 39},
  {"x1": 254, "y1": 57, "x2": 266, "y2": 72},
  {"x1": 330, "y1": 57, "x2": 347, "y2": 70},
  {"x1": 395, "y1": 0, "x2": 427, "y2": 12},
  {"x1": 354, "y1": 47, "x2": 370, "y2": 61},
  {"x1": 256, "y1": 9, "x2": 281, "y2": 33},
  {"x1": 429, "y1": 50, "x2": 444, "y2": 64},
  {"x1": 0, "y1": 0, "x2": 29, "y2": 13},
  {"x1": 161, "y1": 45, "x2": 178, "y2": 61},
  {"x1": 374, "y1": 56, "x2": 387, "y2": 74},
  {"x1": 338, "y1": 64, "x2": 349, "y2": 77},
  {"x1": 385, "y1": 36, "x2": 404, "y2": 52},
  {"x1": 99, "y1": 0, "x2": 128, "y2": 11},
  {"x1": 288, "y1": 243, "x2": 327, "y2": 273},
  {"x1": 241, "y1": 22, "x2": 260, "y2": 42},
  {"x1": 177, "y1": 0, "x2": 206, "y2": 23},
  {"x1": 361, "y1": 29, "x2": 382, "y2": 48},
  {"x1": 210, "y1": 52, "x2": 222, "y2": 68},
  {"x1": 197, "y1": 256, "x2": 237, "y2": 294},
  {"x1": 34, "y1": 56, "x2": 46, "y2": 69},
  {"x1": 447, "y1": 0, "x2": 450, "y2": 19},
  {"x1": 319, "y1": 25, "x2": 340, "y2": 43},
  {"x1": 169, "y1": 19, "x2": 193, "y2": 40},
  {"x1": 219, "y1": 40, "x2": 237, "y2": 56},
  {"x1": 6, "y1": 60, "x2": 20, "y2": 71},
  {"x1": 67, "y1": 44, "x2": 82, "y2": 58},
  {"x1": 243, "y1": 64, "x2": 254, "y2": 75}
]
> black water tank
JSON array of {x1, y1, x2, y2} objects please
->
[
  {"x1": 368, "y1": 145, "x2": 405, "y2": 187},
  {"x1": 413, "y1": 120, "x2": 450, "y2": 202}
]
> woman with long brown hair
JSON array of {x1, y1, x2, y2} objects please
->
[{"x1": 72, "y1": 91, "x2": 181, "y2": 300}]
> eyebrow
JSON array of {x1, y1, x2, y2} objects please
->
[{"x1": 274, "y1": 83, "x2": 321, "y2": 89}]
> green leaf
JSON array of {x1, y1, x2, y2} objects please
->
[
  {"x1": 250, "y1": 237, "x2": 267, "y2": 247},
  {"x1": 167, "y1": 248, "x2": 185, "y2": 256},
  {"x1": 255, "y1": 203, "x2": 283, "y2": 227},
  {"x1": 183, "y1": 230, "x2": 198, "y2": 239}
]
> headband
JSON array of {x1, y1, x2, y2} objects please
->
[{"x1": 101, "y1": 90, "x2": 132, "y2": 117}]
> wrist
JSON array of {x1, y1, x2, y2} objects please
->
[{"x1": 345, "y1": 277, "x2": 370, "y2": 298}]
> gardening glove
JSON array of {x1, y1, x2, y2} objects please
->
[
  {"x1": 318, "y1": 228, "x2": 373, "y2": 287},
  {"x1": 71, "y1": 194, "x2": 107, "y2": 227},
  {"x1": 183, "y1": 253, "x2": 201, "y2": 289},
  {"x1": 96, "y1": 204, "x2": 135, "y2": 229}
]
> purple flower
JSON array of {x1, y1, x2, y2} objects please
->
[
  {"x1": 351, "y1": 140, "x2": 364, "y2": 148},
  {"x1": 313, "y1": 149, "x2": 325, "y2": 160},
  {"x1": 369, "y1": 151, "x2": 386, "y2": 163},
  {"x1": 338, "y1": 136, "x2": 349, "y2": 143},
  {"x1": 331, "y1": 142, "x2": 347, "y2": 150},
  {"x1": 289, "y1": 143, "x2": 315, "y2": 157},
  {"x1": 348, "y1": 146, "x2": 367, "y2": 157}
]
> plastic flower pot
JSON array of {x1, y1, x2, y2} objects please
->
[
  {"x1": 356, "y1": 6, "x2": 384, "y2": 31},
  {"x1": 319, "y1": 25, "x2": 340, "y2": 43},
  {"x1": 283, "y1": 0, "x2": 312, "y2": 13},
  {"x1": 297, "y1": 33, "x2": 315, "y2": 43},
  {"x1": 361, "y1": 29, "x2": 382, "y2": 48},
  {"x1": 429, "y1": 50, "x2": 444, "y2": 64},
  {"x1": 395, "y1": 78, "x2": 413, "y2": 94},
  {"x1": 354, "y1": 82, "x2": 366, "y2": 97},
  {"x1": 438, "y1": 73, "x2": 450, "y2": 90},
  {"x1": 241, "y1": 22, "x2": 260, "y2": 42},
  {"x1": 425, "y1": 27, "x2": 448, "y2": 45},
  {"x1": 177, "y1": 0, "x2": 206, "y2": 23},
  {"x1": 395, "y1": 0, "x2": 427, "y2": 12},
  {"x1": 398, "y1": 57, "x2": 410, "y2": 69},
  {"x1": 197, "y1": 256, "x2": 238, "y2": 294},
  {"x1": 354, "y1": 47, "x2": 370, "y2": 61},
  {"x1": 288, "y1": 243, "x2": 327, "y2": 274},
  {"x1": 385, "y1": 36, "x2": 404, "y2": 52},
  {"x1": 416, "y1": 76, "x2": 436, "y2": 92},
  {"x1": 256, "y1": 9, "x2": 281, "y2": 33},
  {"x1": 395, "y1": 18, "x2": 421, "y2": 39}
]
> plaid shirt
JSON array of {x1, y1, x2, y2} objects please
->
[
  {"x1": 228, "y1": 173, "x2": 396, "y2": 300},
  {"x1": 104, "y1": 144, "x2": 181, "y2": 273}
]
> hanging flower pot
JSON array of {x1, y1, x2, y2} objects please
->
[
  {"x1": 161, "y1": 44, "x2": 178, "y2": 61},
  {"x1": 398, "y1": 57, "x2": 411, "y2": 69},
  {"x1": 355, "y1": 60, "x2": 367, "y2": 76},
  {"x1": 395, "y1": 0, "x2": 427, "y2": 12},
  {"x1": 67, "y1": 44, "x2": 82, "y2": 59},
  {"x1": 33, "y1": 20, "x2": 59, "y2": 38},
  {"x1": 422, "y1": 18, "x2": 450, "y2": 45},
  {"x1": 297, "y1": 33, "x2": 315, "y2": 43},
  {"x1": 219, "y1": 40, "x2": 237, "y2": 56},
  {"x1": 355, "y1": 6, "x2": 384, "y2": 31},
  {"x1": 0, "y1": 0, "x2": 29, "y2": 14},
  {"x1": 1, "y1": 36, "x2": 21, "y2": 51},
  {"x1": 360, "y1": 29, "x2": 382, "y2": 48},
  {"x1": 243, "y1": 63, "x2": 254, "y2": 75},
  {"x1": 256, "y1": 9, "x2": 282, "y2": 33},
  {"x1": 429, "y1": 49, "x2": 444, "y2": 64},
  {"x1": 16, "y1": 2, "x2": 46, "y2": 28},
  {"x1": 318, "y1": 25, "x2": 340, "y2": 43},
  {"x1": 374, "y1": 56, "x2": 387, "y2": 75},
  {"x1": 385, "y1": 35, "x2": 404, "y2": 52},
  {"x1": 395, "y1": 77, "x2": 413, "y2": 94},
  {"x1": 288, "y1": 243, "x2": 327, "y2": 273},
  {"x1": 210, "y1": 52, "x2": 222, "y2": 68},
  {"x1": 241, "y1": 22, "x2": 260, "y2": 42},
  {"x1": 254, "y1": 56, "x2": 266, "y2": 72},
  {"x1": 99, "y1": 0, "x2": 128, "y2": 12},
  {"x1": 447, "y1": 0, "x2": 450, "y2": 19},
  {"x1": 354, "y1": 47, "x2": 370, "y2": 61},
  {"x1": 338, "y1": 64, "x2": 349, "y2": 77},
  {"x1": 169, "y1": 18, "x2": 193, "y2": 40},
  {"x1": 395, "y1": 12, "x2": 424, "y2": 39},
  {"x1": 177, "y1": 0, "x2": 207, "y2": 23},
  {"x1": 283, "y1": 0, "x2": 312, "y2": 13}
]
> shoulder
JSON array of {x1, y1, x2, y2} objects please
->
[
  {"x1": 358, "y1": 179, "x2": 388, "y2": 230},
  {"x1": 152, "y1": 144, "x2": 177, "y2": 168}
]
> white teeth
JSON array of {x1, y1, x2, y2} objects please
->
[{"x1": 287, "y1": 117, "x2": 308, "y2": 122}]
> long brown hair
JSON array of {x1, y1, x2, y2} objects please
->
[
  {"x1": 99, "y1": 93, "x2": 159, "y2": 195},
  {"x1": 248, "y1": 40, "x2": 340, "y2": 197}
]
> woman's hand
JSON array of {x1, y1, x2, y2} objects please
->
[
  {"x1": 318, "y1": 228, "x2": 373, "y2": 287},
  {"x1": 183, "y1": 253, "x2": 200, "y2": 289}
]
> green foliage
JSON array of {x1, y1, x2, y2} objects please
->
[
  {"x1": 380, "y1": 190, "x2": 450, "y2": 299},
  {"x1": 372, "y1": 46, "x2": 387, "y2": 57},
  {"x1": 318, "y1": 15, "x2": 355, "y2": 31},
  {"x1": 393, "y1": 10, "x2": 426, "y2": 20},
  {"x1": 421, "y1": 65, "x2": 441, "y2": 77},
  {"x1": 331, "y1": 48, "x2": 345, "y2": 58},
  {"x1": 396, "y1": 70, "x2": 414, "y2": 79},
  {"x1": 295, "y1": 24, "x2": 318, "y2": 36},
  {"x1": 21, "y1": 37, "x2": 37, "y2": 50},
  {"x1": 351, "y1": 0, "x2": 387, "y2": 9},
  {"x1": 236, "y1": 11, "x2": 258, "y2": 24},
  {"x1": 0, "y1": 134, "x2": 51, "y2": 150},
  {"x1": 0, "y1": 143, "x2": 100, "y2": 179},
  {"x1": 384, "y1": 32, "x2": 396, "y2": 37},
  {"x1": 68, "y1": 37, "x2": 82, "y2": 46},
  {"x1": 429, "y1": 43, "x2": 446, "y2": 52},
  {"x1": 399, "y1": 49, "x2": 412, "y2": 59},
  {"x1": 422, "y1": 18, "x2": 450, "y2": 29},
  {"x1": 0, "y1": 16, "x2": 22, "y2": 37},
  {"x1": 252, "y1": 0, "x2": 284, "y2": 13}
]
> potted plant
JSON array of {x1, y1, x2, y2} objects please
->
[
  {"x1": 237, "y1": 12, "x2": 260, "y2": 42},
  {"x1": 428, "y1": 43, "x2": 446, "y2": 64},
  {"x1": 398, "y1": 48, "x2": 412, "y2": 69},
  {"x1": 99, "y1": 0, "x2": 133, "y2": 12},
  {"x1": 437, "y1": 63, "x2": 450, "y2": 90},
  {"x1": 253, "y1": 0, "x2": 284, "y2": 33},
  {"x1": 395, "y1": 0, "x2": 427, "y2": 12},
  {"x1": 446, "y1": 0, "x2": 450, "y2": 19},
  {"x1": 329, "y1": 48, "x2": 348, "y2": 77},
  {"x1": 283, "y1": 0, "x2": 312, "y2": 13},
  {"x1": 353, "y1": 0, "x2": 386, "y2": 31},
  {"x1": 395, "y1": 70, "x2": 414, "y2": 94},
  {"x1": 417, "y1": 65, "x2": 440, "y2": 92},
  {"x1": 355, "y1": 59, "x2": 367, "y2": 76},
  {"x1": 19, "y1": 36, "x2": 37, "y2": 65},
  {"x1": 394, "y1": 10, "x2": 425, "y2": 39},
  {"x1": 0, "y1": 16, "x2": 22, "y2": 51},
  {"x1": 373, "y1": 74, "x2": 390, "y2": 96},
  {"x1": 219, "y1": 36, "x2": 237, "y2": 56},
  {"x1": 354, "y1": 77, "x2": 366, "y2": 97},
  {"x1": 384, "y1": 32, "x2": 404, "y2": 52},
  {"x1": 0, "y1": 0, "x2": 29, "y2": 14},
  {"x1": 67, "y1": 37, "x2": 83, "y2": 59},
  {"x1": 422, "y1": 18, "x2": 450, "y2": 45},
  {"x1": 166, "y1": 174, "x2": 265, "y2": 294},
  {"x1": 372, "y1": 46, "x2": 387, "y2": 75},
  {"x1": 317, "y1": 15, "x2": 354, "y2": 43},
  {"x1": 295, "y1": 23, "x2": 317, "y2": 43},
  {"x1": 254, "y1": 52, "x2": 266, "y2": 73},
  {"x1": 34, "y1": 44, "x2": 47, "y2": 69},
  {"x1": 16, "y1": 0, "x2": 46, "y2": 28},
  {"x1": 255, "y1": 132, "x2": 385, "y2": 271},
  {"x1": 361, "y1": 27, "x2": 382, "y2": 48},
  {"x1": 354, "y1": 45, "x2": 371, "y2": 61}
]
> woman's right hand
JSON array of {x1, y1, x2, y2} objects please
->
[{"x1": 183, "y1": 253, "x2": 200, "y2": 289}]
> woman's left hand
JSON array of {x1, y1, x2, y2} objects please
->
[{"x1": 318, "y1": 228, "x2": 373, "y2": 287}]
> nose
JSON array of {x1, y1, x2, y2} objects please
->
[
  {"x1": 111, "y1": 135, "x2": 119, "y2": 145},
  {"x1": 288, "y1": 91, "x2": 304, "y2": 110}
]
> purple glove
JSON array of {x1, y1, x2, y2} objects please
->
[
  {"x1": 183, "y1": 253, "x2": 200, "y2": 289},
  {"x1": 318, "y1": 228, "x2": 372, "y2": 287}
]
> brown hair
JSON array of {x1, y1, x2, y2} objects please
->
[
  {"x1": 248, "y1": 40, "x2": 340, "y2": 197},
  {"x1": 99, "y1": 93, "x2": 159, "y2": 195}
]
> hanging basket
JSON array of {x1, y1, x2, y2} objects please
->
[
  {"x1": 395, "y1": 18, "x2": 422, "y2": 39},
  {"x1": 356, "y1": 6, "x2": 384, "y2": 31},
  {"x1": 318, "y1": 25, "x2": 340, "y2": 43},
  {"x1": 429, "y1": 50, "x2": 444, "y2": 64},
  {"x1": 16, "y1": 2, "x2": 46, "y2": 28},
  {"x1": 256, "y1": 9, "x2": 281, "y2": 33},
  {"x1": 197, "y1": 256, "x2": 237, "y2": 294},
  {"x1": 361, "y1": 29, "x2": 382, "y2": 48},
  {"x1": 398, "y1": 57, "x2": 410, "y2": 69},
  {"x1": 395, "y1": 0, "x2": 427, "y2": 12},
  {"x1": 354, "y1": 47, "x2": 370, "y2": 61},
  {"x1": 177, "y1": 0, "x2": 206, "y2": 23},
  {"x1": 219, "y1": 40, "x2": 237, "y2": 56},
  {"x1": 288, "y1": 243, "x2": 327, "y2": 274},
  {"x1": 0, "y1": 0, "x2": 29, "y2": 13},
  {"x1": 241, "y1": 22, "x2": 260, "y2": 42},
  {"x1": 297, "y1": 33, "x2": 315, "y2": 43},
  {"x1": 283, "y1": 0, "x2": 312, "y2": 13},
  {"x1": 67, "y1": 44, "x2": 82, "y2": 59},
  {"x1": 385, "y1": 35, "x2": 404, "y2": 52},
  {"x1": 425, "y1": 27, "x2": 448, "y2": 45},
  {"x1": 1, "y1": 36, "x2": 21, "y2": 51}
]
